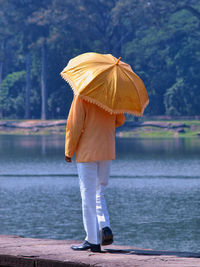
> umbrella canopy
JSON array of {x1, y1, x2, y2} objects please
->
[{"x1": 60, "y1": 52, "x2": 149, "y2": 116}]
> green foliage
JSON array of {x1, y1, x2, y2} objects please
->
[
  {"x1": 164, "y1": 79, "x2": 188, "y2": 116},
  {"x1": 0, "y1": 0, "x2": 200, "y2": 118},
  {"x1": 124, "y1": 6, "x2": 200, "y2": 115},
  {"x1": 164, "y1": 79, "x2": 200, "y2": 116},
  {"x1": 0, "y1": 71, "x2": 26, "y2": 118}
]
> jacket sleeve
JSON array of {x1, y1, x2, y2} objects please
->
[
  {"x1": 115, "y1": 114, "x2": 125, "y2": 128},
  {"x1": 65, "y1": 96, "x2": 86, "y2": 158}
]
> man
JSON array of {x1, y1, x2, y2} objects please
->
[{"x1": 65, "y1": 95, "x2": 125, "y2": 252}]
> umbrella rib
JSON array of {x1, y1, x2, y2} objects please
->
[
  {"x1": 113, "y1": 66, "x2": 118, "y2": 109},
  {"x1": 120, "y1": 66, "x2": 144, "y2": 108}
]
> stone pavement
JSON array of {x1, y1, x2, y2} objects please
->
[{"x1": 0, "y1": 235, "x2": 200, "y2": 267}]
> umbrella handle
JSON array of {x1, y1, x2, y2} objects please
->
[{"x1": 115, "y1": 57, "x2": 122, "y2": 65}]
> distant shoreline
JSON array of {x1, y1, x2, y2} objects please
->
[{"x1": 0, "y1": 119, "x2": 200, "y2": 137}]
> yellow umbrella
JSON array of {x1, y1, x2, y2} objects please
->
[{"x1": 60, "y1": 52, "x2": 149, "y2": 116}]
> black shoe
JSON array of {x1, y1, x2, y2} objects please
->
[
  {"x1": 71, "y1": 240, "x2": 101, "y2": 252},
  {"x1": 101, "y1": 227, "x2": 113, "y2": 246}
]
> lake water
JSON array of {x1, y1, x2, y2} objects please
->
[{"x1": 0, "y1": 135, "x2": 200, "y2": 252}]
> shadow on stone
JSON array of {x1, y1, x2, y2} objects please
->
[{"x1": 104, "y1": 248, "x2": 200, "y2": 258}]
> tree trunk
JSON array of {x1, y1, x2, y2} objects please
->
[
  {"x1": 41, "y1": 39, "x2": 48, "y2": 120},
  {"x1": 0, "y1": 39, "x2": 5, "y2": 91},
  {"x1": 25, "y1": 53, "x2": 31, "y2": 119},
  {"x1": 0, "y1": 39, "x2": 5, "y2": 118}
]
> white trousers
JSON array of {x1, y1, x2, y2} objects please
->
[{"x1": 77, "y1": 160, "x2": 111, "y2": 244}]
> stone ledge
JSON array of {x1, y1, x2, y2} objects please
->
[{"x1": 0, "y1": 235, "x2": 200, "y2": 267}]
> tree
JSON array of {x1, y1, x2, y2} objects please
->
[
  {"x1": 27, "y1": 0, "x2": 82, "y2": 119},
  {"x1": 37, "y1": 0, "x2": 83, "y2": 118},
  {"x1": 123, "y1": 0, "x2": 200, "y2": 115},
  {"x1": 25, "y1": 53, "x2": 31, "y2": 118},
  {"x1": 0, "y1": 0, "x2": 18, "y2": 117},
  {"x1": 0, "y1": 71, "x2": 26, "y2": 118},
  {"x1": 0, "y1": 0, "x2": 199, "y2": 118},
  {"x1": 27, "y1": 1, "x2": 51, "y2": 119}
]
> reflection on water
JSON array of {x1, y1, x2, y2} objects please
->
[
  {"x1": 0, "y1": 135, "x2": 200, "y2": 252},
  {"x1": 0, "y1": 135, "x2": 199, "y2": 177},
  {"x1": 1, "y1": 135, "x2": 200, "y2": 158}
]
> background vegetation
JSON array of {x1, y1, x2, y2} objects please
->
[{"x1": 0, "y1": 0, "x2": 199, "y2": 119}]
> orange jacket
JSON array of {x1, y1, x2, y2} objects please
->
[{"x1": 65, "y1": 96, "x2": 125, "y2": 162}]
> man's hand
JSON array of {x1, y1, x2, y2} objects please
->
[{"x1": 65, "y1": 155, "x2": 72, "y2": 163}]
